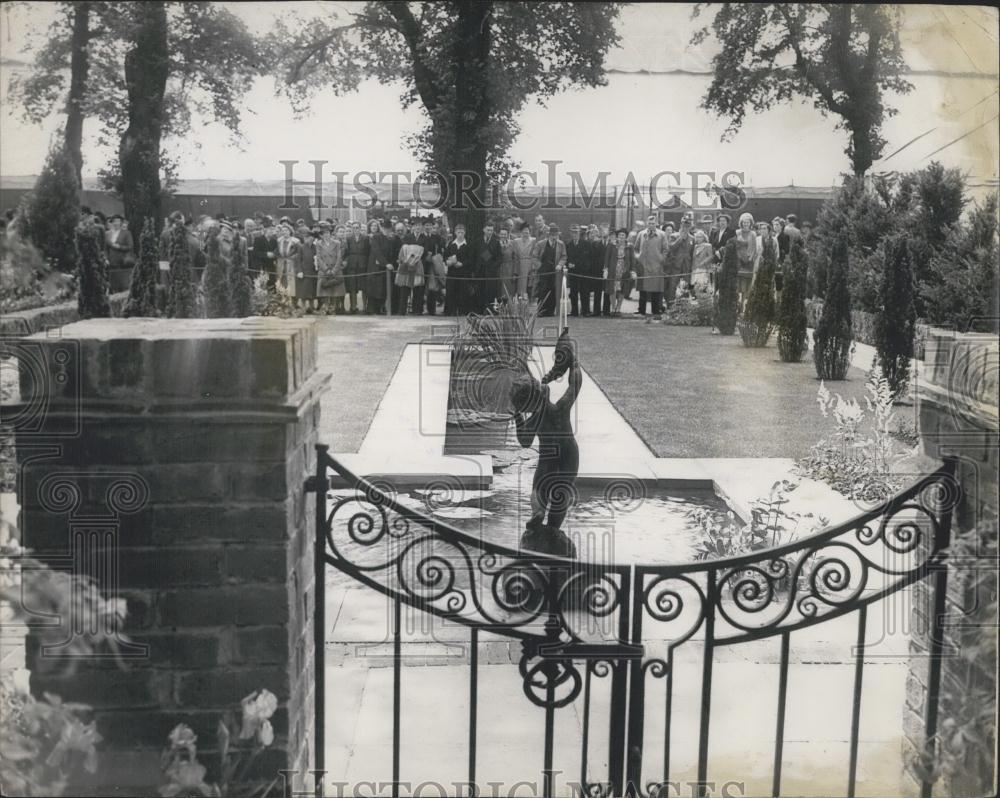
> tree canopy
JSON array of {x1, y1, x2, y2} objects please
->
[
  {"x1": 692, "y1": 3, "x2": 912, "y2": 176},
  {"x1": 270, "y1": 1, "x2": 622, "y2": 234},
  {"x1": 9, "y1": 1, "x2": 264, "y2": 233}
]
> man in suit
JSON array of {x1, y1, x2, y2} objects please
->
[
  {"x1": 535, "y1": 224, "x2": 567, "y2": 317},
  {"x1": 709, "y1": 213, "x2": 736, "y2": 264},
  {"x1": 565, "y1": 224, "x2": 590, "y2": 317},
  {"x1": 587, "y1": 223, "x2": 608, "y2": 316},
  {"x1": 474, "y1": 221, "x2": 502, "y2": 312},
  {"x1": 105, "y1": 214, "x2": 134, "y2": 268}
]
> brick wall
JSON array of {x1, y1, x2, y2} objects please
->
[
  {"x1": 904, "y1": 328, "x2": 999, "y2": 797},
  {"x1": 14, "y1": 318, "x2": 329, "y2": 796}
]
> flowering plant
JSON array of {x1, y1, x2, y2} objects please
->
[
  {"x1": 1, "y1": 515, "x2": 119, "y2": 796},
  {"x1": 798, "y1": 365, "x2": 908, "y2": 503},
  {"x1": 690, "y1": 480, "x2": 828, "y2": 593},
  {"x1": 160, "y1": 689, "x2": 279, "y2": 798}
]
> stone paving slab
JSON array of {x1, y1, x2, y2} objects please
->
[{"x1": 323, "y1": 653, "x2": 914, "y2": 797}]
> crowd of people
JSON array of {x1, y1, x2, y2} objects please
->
[
  {"x1": 222, "y1": 209, "x2": 812, "y2": 319},
  {"x1": 20, "y1": 205, "x2": 810, "y2": 321}
]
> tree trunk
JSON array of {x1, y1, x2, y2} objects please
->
[
  {"x1": 65, "y1": 1, "x2": 90, "y2": 187},
  {"x1": 119, "y1": 1, "x2": 169, "y2": 245},
  {"x1": 448, "y1": 1, "x2": 492, "y2": 242},
  {"x1": 848, "y1": 116, "x2": 875, "y2": 177}
]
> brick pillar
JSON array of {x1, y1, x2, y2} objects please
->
[
  {"x1": 904, "y1": 329, "x2": 998, "y2": 797},
  {"x1": 14, "y1": 318, "x2": 329, "y2": 796}
]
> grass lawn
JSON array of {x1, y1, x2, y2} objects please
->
[{"x1": 315, "y1": 315, "x2": 873, "y2": 461}]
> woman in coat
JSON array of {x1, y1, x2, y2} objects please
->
[
  {"x1": 293, "y1": 227, "x2": 318, "y2": 311},
  {"x1": 511, "y1": 224, "x2": 535, "y2": 301},
  {"x1": 315, "y1": 223, "x2": 344, "y2": 313},
  {"x1": 365, "y1": 220, "x2": 393, "y2": 314},
  {"x1": 275, "y1": 223, "x2": 300, "y2": 295},
  {"x1": 735, "y1": 212, "x2": 758, "y2": 303},
  {"x1": 691, "y1": 229, "x2": 715, "y2": 290},
  {"x1": 444, "y1": 224, "x2": 472, "y2": 316},
  {"x1": 604, "y1": 228, "x2": 636, "y2": 316},
  {"x1": 343, "y1": 221, "x2": 369, "y2": 314}
]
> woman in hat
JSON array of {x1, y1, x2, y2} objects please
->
[
  {"x1": 604, "y1": 227, "x2": 636, "y2": 317},
  {"x1": 365, "y1": 219, "x2": 392, "y2": 314},
  {"x1": 289, "y1": 228, "x2": 317, "y2": 311},
  {"x1": 315, "y1": 223, "x2": 344, "y2": 314},
  {"x1": 691, "y1": 228, "x2": 714, "y2": 290},
  {"x1": 343, "y1": 221, "x2": 368, "y2": 314},
  {"x1": 275, "y1": 223, "x2": 300, "y2": 294},
  {"x1": 105, "y1": 214, "x2": 134, "y2": 269}
]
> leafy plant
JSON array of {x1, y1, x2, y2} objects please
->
[
  {"x1": 690, "y1": 480, "x2": 829, "y2": 594},
  {"x1": 451, "y1": 296, "x2": 540, "y2": 417},
  {"x1": 0, "y1": 690, "x2": 102, "y2": 797},
  {"x1": 14, "y1": 145, "x2": 81, "y2": 273},
  {"x1": 912, "y1": 521, "x2": 998, "y2": 798},
  {"x1": 777, "y1": 237, "x2": 809, "y2": 362},
  {"x1": 813, "y1": 238, "x2": 854, "y2": 380},
  {"x1": 0, "y1": 233, "x2": 75, "y2": 315},
  {"x1": 663, "y1": 289, "x2": 714, "y2": 326},
  {"x1": 159, "y1": 690, "x2": 279, "y2": 798},
  {"x1": 796, "y1": 365, "x2": 906, "y2": 503},
  {"x1": 250, "y1": 273, "x2": 299, "y2": 318},
  {"x1": 1, "y1": 517, "x2": 125, "y2": 796}
]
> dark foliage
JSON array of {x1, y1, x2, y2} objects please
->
[
  {"x1": 230, "y1": 236, "x2": 252, "y2": 318},
  {"x1": 874, "y1": 236, "x2": 916, "y2": 397},
  {"x1": 124, "y1": 218, "x2": 160, "y2": 317},
  {"x1": 74, "y1": 219, "x2": 111, "y2": 319},
  {"x1": 714, "y1": 239, "x2": 739, "y2": 335},
  {"x1": 692, "y1": 4, "x2": 912, "y2": 176},
  {"x1": 16, "y1": 145, "x2": 80, "y2": 272},
  {"x1": 166, "y1": 223, "x2": 196, "y2": 319},
  {"x1": 202, "y1": 227, "x2": 232, "y2": 318},
  {"x1": 813, "y1": 239, "x2": 853, "y2": 380},
  {"x1": 920, "y1": 193, "x2": 998, "y2": 332},
  {"x1": 777, "y1": 237, "x2": 809, "y2": 362},
  {"x1": 738, "y1": 237, "x2": 777, "y2": 347}
]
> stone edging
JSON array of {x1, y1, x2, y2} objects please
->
[{"x1": 0, "y1": 291, "x2": 129, "y2": 339}]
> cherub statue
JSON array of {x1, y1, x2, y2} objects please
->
[{"x1": 509, "y1": 329, "x2": 580, "y2": 558}]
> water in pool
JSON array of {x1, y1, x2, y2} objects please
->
[{"x1": 388, "y1": 420, "x2": 734, "y2": 565}]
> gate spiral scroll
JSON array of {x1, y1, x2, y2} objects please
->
[{"x1": 312, "y1": 447, "x2": 958, "y2": 798}]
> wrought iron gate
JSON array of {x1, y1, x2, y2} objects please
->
[{"x1": 308, "y1": 446, "x2": 958, "y2": 798}]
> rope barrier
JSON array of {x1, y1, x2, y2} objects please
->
[{"x1": 236, "y1": 265, "x2": 706, "y2": 283}]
